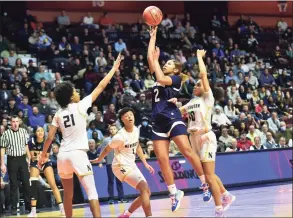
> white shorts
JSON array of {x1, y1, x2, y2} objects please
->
[
  {"x1": 189, "y1": 131, "x2": 217, "y2": 162},
  {"x1": 112, "y1": 165, "x2": 146, "y2": 189},
  {"x1": 57, "y1": 150, "x2": 93, "y2": 179}
]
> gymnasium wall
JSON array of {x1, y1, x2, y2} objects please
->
[
  {"x1": 228, "y1": 1, "x2": 293, "y2": 27},
  {"x1": 81, "y1": 148, "x2": 293, "y2": 200},
  {"x1": 27, "y1": 1, "x2": 184, "y2": 24}
]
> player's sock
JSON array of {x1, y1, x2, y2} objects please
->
[
  {"x1": 167, "y1": 184, "x2": 177, "y2": 195},
  {"x1": 216, "y1": 205, "x2": 223, "y2": 210},
  {"x1": 222, "y1": 190, "x2": 229, "y2": 197},
  {"x1": 58, "y1": 202, "x2": 64, "y2": 210},
  {"x1": 199, "y1": 175, "x2": 206, "y2": 184},
  {"x1": 125, "y1": 210, "x2": 132, "y2": 216},
  {"x1": 31, "y1": 207, "x2": 36, "y2": 212}
]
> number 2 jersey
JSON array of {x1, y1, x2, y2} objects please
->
[
  {"x1": 110, "y1": 127, "x2": 139, "y2": 168},
  {"x1": 52, "y1": 94, "x2": 92, "y2": 152},
  {"x1": 152, "y1": 74, "x2": 182, "y2": 120},
  {"x1": 182, "y1": 89, "x2": 214, "y2": 132}
]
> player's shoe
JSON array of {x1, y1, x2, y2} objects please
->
[
  {"x1": 215, "y1": 208, "x2": 225, "y2": 217},
  {"x1": 118, "y1": 211, "x2": 130, "y2": 218},
  {"x1": 60, "y1": 207, "x2": 65, "y2": 217},
  {"x1": 222, "y1": 193, "x2": 236, "y2": 211},
  {"x1": 200, "y1": 183, "x2": 212, "y2": 202},
  {"x1": 170, "y1": 190, "x2": 184, "y2": 212},
  {"x1": 108, "y1": 199, "x2": 115, "y2": 204},
  {"x1": 118, "y1": 199, "x2": 129, "y2": 203},
  {"x1": 27, "y1": 210, "x2": 37, "y2": 217}
]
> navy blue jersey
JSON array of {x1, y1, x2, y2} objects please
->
[
  {"x1": 28, "y1": 137, "x2": 51, "y2": 153},
  {"x1": 152, "y1": 74, "x2": 182, "y2": 119}
]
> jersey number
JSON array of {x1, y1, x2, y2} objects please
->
[
  {"x1": 63, "y1": 114, "x2": 75, "y2": 128},
  {"x1": 154, "y1": 88, "x2": 160, "y2": 102},
  {"x1": 189, "y1": 111, "x2": 195, "y2": 121}
]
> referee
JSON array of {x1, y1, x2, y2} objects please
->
[{"x1": 0, "y1": 115, "x2": 31, "y2": 215}]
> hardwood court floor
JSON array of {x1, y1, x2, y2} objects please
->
[{"x1": 17, "y1": 183, "x2": 292, "y2": 217}]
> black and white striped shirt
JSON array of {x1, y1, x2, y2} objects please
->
[{"x1": 0, "y1": 128, "x2": 29, "y2": 157}]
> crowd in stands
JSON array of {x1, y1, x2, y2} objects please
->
[{"x1": 0, "y1": 10, "x2": 292, "y2": 166}]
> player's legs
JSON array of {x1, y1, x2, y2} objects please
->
[
  {"x1": 215, "y1": 175, "x2": 236, "y2": 211},
  {"x1": 43, "y1": 164, "x2": 64, "y2": 215},
  {"x1": 78, "y1": 175, "x2": 101, "y2": 218},
  {"x1": 61, "y1": 178, "x2": 74, "y2": 218},
  {"x1": 28, "y1": 166, "x2": 40, "y2": 217},
  {"x1": 215, "y1": 175, "x2": 226, "y2": 194}
]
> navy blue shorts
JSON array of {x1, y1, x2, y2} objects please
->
[
  {"x1": 151, "y1": 114, "x2": 187, "y2": 140},
  {"x1": 30, "y1": 160, "x2": 52, "y2": 171}
]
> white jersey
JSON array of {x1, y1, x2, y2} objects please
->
[
  {"x1": 183, "y1": 89, "x2": 214, "y2": 132},
  {"x1": 52, "y1": 95, "x2": 92, "y2": 152},
  {"x1": 110, "y1": 127, "x2": 139, "y2": 167}
]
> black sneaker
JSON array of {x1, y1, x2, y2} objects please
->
[
  {"x1": 118, "y1": 199, "x2": 128, "y2": 203},
  {"x1": 108, "y1": 199, "x2": 114, "y2": 204}
]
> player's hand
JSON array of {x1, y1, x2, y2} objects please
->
[
  {"x1": 38, "y1": 154, "x2": 46, "y2": 169},
  {"x1": 90, "y1": 157, "x2": 103, "y2": 164},
  {"x1": 197, "y1": 49, "x2": 206, "y2": 58},
  {"x1": 153, "y1": 46, "x2": 160, "y2": 61},
  {"x1": 98, "y1": 163, "x2": 103, "y2": 168},
  {"x1": 148, "y1": 26, "x2": 158, "y2": 38},
  {"x1": 144, "y1": 163, "x2": 155, "y2": 175},
  {"x1": 168, "y1": 98, "x2": 178, "y2": 105},
  {"x1": 0, "y1": 164, "x2": 6, "y2": 174},
  {"x1": 112, "y1": 53, "x2": 124, "y2": 71}
]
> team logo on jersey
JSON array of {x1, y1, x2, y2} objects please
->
[{"x1": 87, "y1": 165, "x2": 92, "y2": 171}]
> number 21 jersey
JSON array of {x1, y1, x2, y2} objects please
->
[
  {"x1": 152, "y1": 75, "x2": 182, "y2": 119},
  {"x1": 52, "y1": 95, "x2": 92, "y2": 152}
]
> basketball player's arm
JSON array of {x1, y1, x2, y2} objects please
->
[
  {"x1": 197, "y1": 50, "x2": 210, "y2": 92},
  {"x1": 147, "y1": 26, "x2": 157, "y2": 73},
  {"x1": 91, "y1": 140, "x2": 123, "y2": 164},
  {"x1": 39, "y1": 126, "x2": 57, "y2": 167},
  {"x1": 153, "y1": 47, "x2": 173, "y2": 85},
  {"x1": 91, "y1": 53, "x2": 123, "y2": 102},
  {"x1": 137, "y1": 144, "x2": 155, "y2": 174}
]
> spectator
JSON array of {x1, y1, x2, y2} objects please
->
[
  {"x1": 87, "y1": 121, "x2": 103, "y2": 140},
  {"x1": 218, "y1": 127, "x2": 233, "y2": 152},
  {"x1": 250, "y1": 136, "x2": 266, "y2": 150},
  {"x1": 49, "y1": 144, "x2": 61, "y2": 186},
  {"x1": 138, "y1": 117, "x2": 152, "y2": 146},
  {"x1": 246, "y1": 125, "x2": 261, "y2": 144},
  {"x1": 99, "y1": 12, "x2": 114, "y2": 28},
  {"x1": 259, "y1": 68, "x2": 276, "y2": 87},
  {"x1": 82, "y1": 12, "x2": 98, "y2": 29},
  {"x1": 0, "y1": 154, "x2": 10, "y2": 215},
  {"x1": 277, "y1": 136, "x2": 289, "y2": 148},
  {"x1": 277, "y1": 19, "x2": 288, "y2": 32},
  {"x1": 57, "y1": 10, "x2": 71, "y2": 27},
  {"x1": 104, "y1": 103, "x2": 117, "y2": 126},
  {"x1": 212, "y1": 106, "x2": 232, "y2": 128},
  {"x1": 267, "y1": 112, "x2": 280, "y2": 134},
  {"x1": 92, "y1": 111, "x2": 107, "y2": 134},
  {"x1": 87, "y1": 139, "x2": 100, "y2": 160},
  {"x1": 114, "y1": 39, "x2": 127, "y2": 53},
  {"x1": 237, "y1": 133, "x2": 253, "y2": 151},
  {"x1": 276, "y1": 121, "x2": 292, "y2": 143},
  {"x1": 161, "y1": 14, "x2": 174, "y2": 30},
  {"x1": 225, "y1": 138, "x2": 242, "y2": 152},
  {"x1": 28, "y1": 107, "x2": 45, "y2": 129},
  {"x1": 263, "y1": 132, "x2": 277, "y2": 149},
  {"x1": 144, "y1": 141, "x2": 156, "y2": 158},
  {"x1": 36, "y1": 97, "x2": 52, "y2": 115},
  {"x1": 144, "y1": 74, "x2": 155, "y2": 89}
]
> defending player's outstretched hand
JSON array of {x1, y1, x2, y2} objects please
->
[
  {"x1": 113, "y1": 53, "x2": 124, "y2": 70},
  {"x1": 168, "y1": 98, "x2": 178, "y2": 104},
  {"x1": 197, "y1": 49, "x2": 206, "y2": 58},
  {"x1": 148, "y1": 26, "x2": 158, "y2": 38}
]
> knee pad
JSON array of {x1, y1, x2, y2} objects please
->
[
  {"x1": 79, "y1": 175, "x2": 98, "y2": 200},
  {"x1": 30, "y1": 177, "x2": 39, "y2": 201}
]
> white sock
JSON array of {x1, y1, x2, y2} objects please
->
[
  {"x1": 215, "y1": 205, "x2": 223, "y2": 210},
  {"x1": 31, "y1": 207, "x2": 36, "y2": 212},
  {"x1": 58, "y1": 203, "x2": 64, "y2": 210},
  {"x1": 222, "y1": 190, "x2": 229, "y2": 197},
  {"x1": 199, "y1": 175, "x2": 206, "y2": 184},
  {"x1": 125, "y1": 210, "x2": 132, "y2": 216},
  {"x1": 167, "y1": 184, "x2": 177, "y2": 195}
]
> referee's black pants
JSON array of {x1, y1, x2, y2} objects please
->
[{"x1": 7, "y1": 155, "x2": 31, "y2": 210}]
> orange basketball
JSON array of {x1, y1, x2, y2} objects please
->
[{"x1": 143, "y1": 6, "x2": 163, "y2": 26}]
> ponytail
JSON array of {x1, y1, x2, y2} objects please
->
[{"x1": 210, "y1": 84, "x2": 225, "y2": 101}]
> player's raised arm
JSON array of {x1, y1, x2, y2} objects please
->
[
  {"x1": 91, "y1": 53, "x2": 123, "y2": 102},
  {"x1": 137, "y1": 144, "x2": 154, "y2": 174},
  {"x1": 168, "y1": 98, "x2": 187, "y2": 115},
  {"x1": 147, "y1": 26, "x2": 157, "y2": 73},
  {"x1": 153, "y1": 46, "x2": 173, "y2": 85},
  {"x1": 197, "y1": 49, "x2": 210, "y2": 92}
]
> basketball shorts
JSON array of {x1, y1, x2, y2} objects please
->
[
  {"x1": 30, "y1": 160, "x2": 52, "y2": 171},
  {"x1": 57, "y1": 150, "x2": 93, "y2": 179},
  {"x1": 112, "y1": 165, "x2": 146, "y2": 189},
  {"x1": 189, "y1": 131, "x2": 217, "y2": 162},
  {"x1": 152, "y1": 114, "x2": 187, "y2": 140}
]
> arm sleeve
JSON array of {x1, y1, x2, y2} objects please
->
[
  {"x1": 78, "y1": 94, "x2": 92, "y2": 116},
  {"x1": 170, "y1": 75, "x2": 182, "y2": 89},
  {"x1": 51, "y1": 113, "x2": 59, "y2": 128}
]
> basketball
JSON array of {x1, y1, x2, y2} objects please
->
[{"x1": 143, "y1": 6, "x2": 163, "y2": 26}]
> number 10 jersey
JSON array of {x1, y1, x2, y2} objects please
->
[{"x1": 52, "y1": 95, "x2": 92, "y2": 152}]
